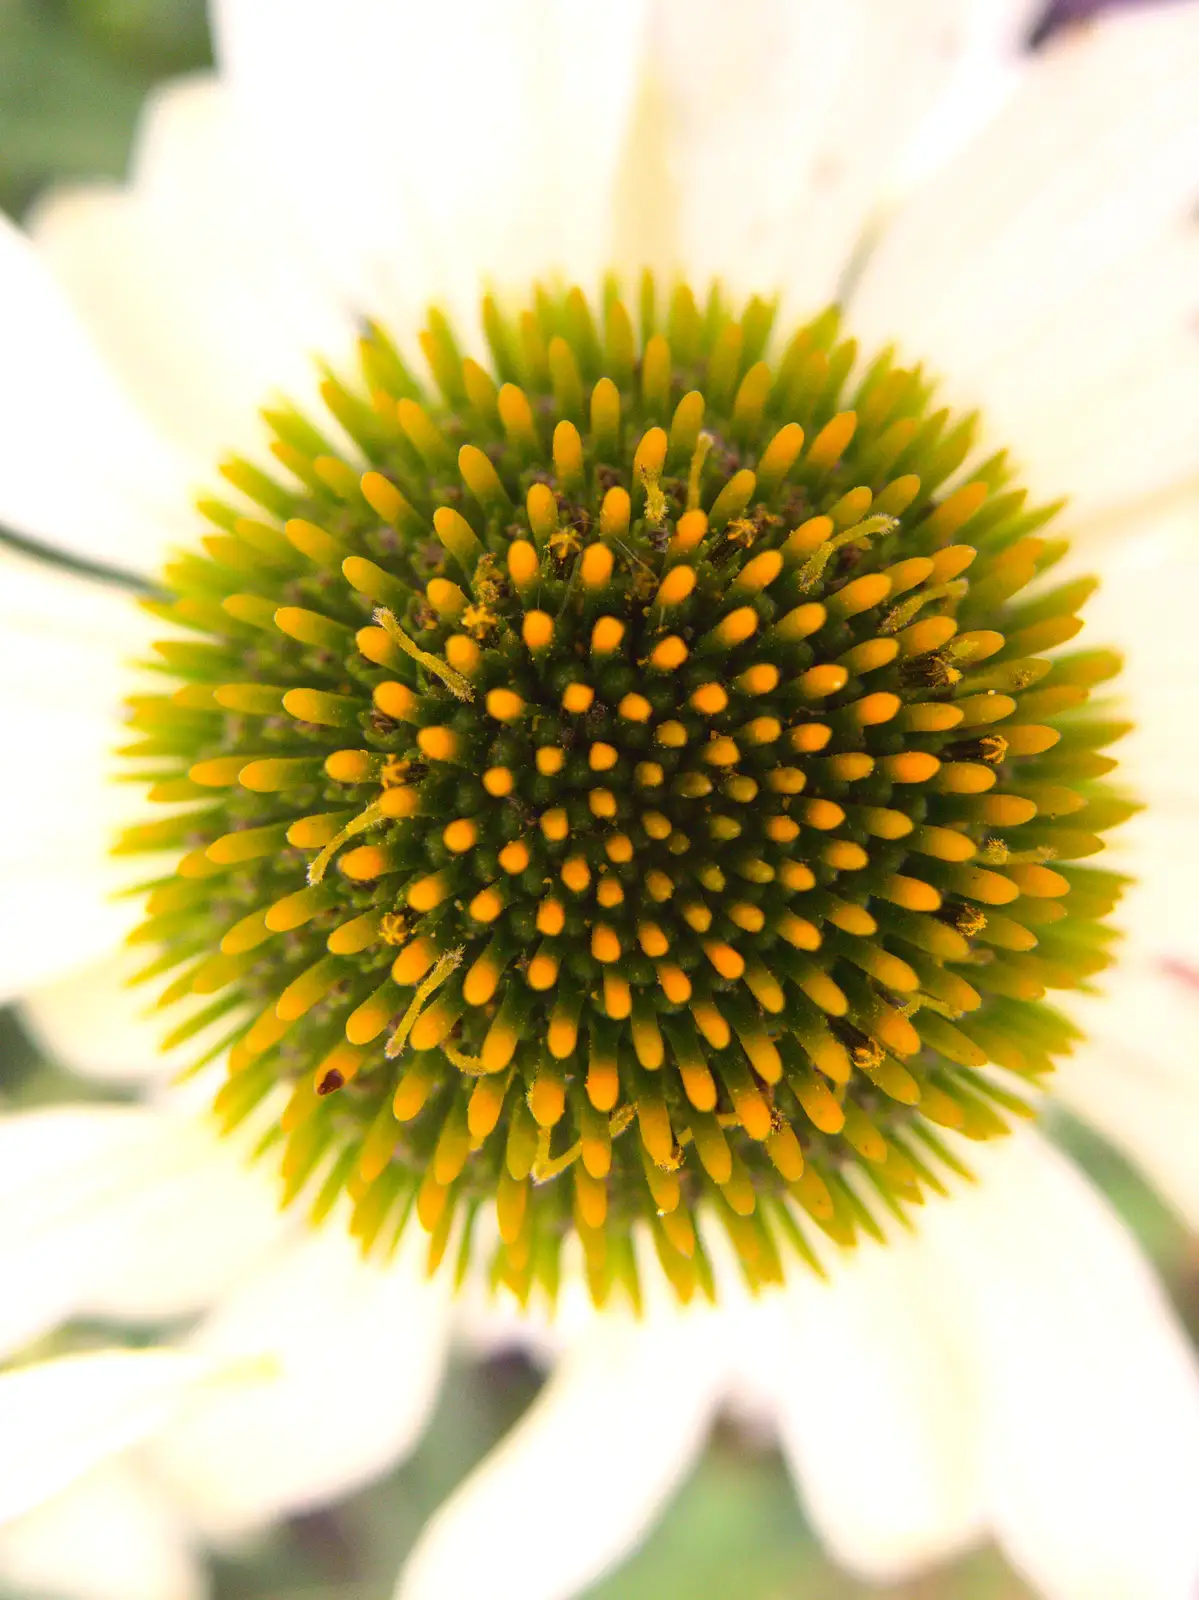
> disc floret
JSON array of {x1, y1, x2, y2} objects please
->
[{"x1": 121, "y1": 279, "x2": 1130, "y2": 1308}]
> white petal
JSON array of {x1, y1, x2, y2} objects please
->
[
  {"x1": 0, "y1": 212, "x2": 195, "y2": 573},
  {"x1": 149, "y1": 1222, "x2": 451, "y2": 1539},
  {"x1": 212, "y1": 0, "x2": 647, "y2": 333},
  {"x1": 0, "y1": 874, "x2": 139, "y2": 1008},
  {"x1": 0, "y1": 1349, "x2": 249, "y2": 1525},
  {"x1": 1053, "y1": 960, "x2": 1199, "y2": 1231},
  {"x1": 0, "y1": 548, "x2": 162, "y2": 998},
  {"x1": 763, "y1": 1228, "x2": 984, "y2": 1583},
  {"x1": 22, "y1": 946, "x2": 236, "y2": 1084},
  {"x1": 0, "y1": 1106, "x2": 288, "y2": 1358},
  {"x1": 1078, "y1": 510, "x2": 1199, "y2": 807},
  {"x1": 31, "y1": 76, "x2": 358, "y2": 467},
  {"x1": 618, "y1": 0, "x2": 1035, "y2": 309},
  {"x1": 0, "y1": 1462, "x2": 205, "y2": 1600},
  {"x1": 396, "y1": 1308, "x2": 722, "y2": 1600},
  {"x1": 849, "y1": 5, "x2": 1199, "y2": 521},
  {"x1": 922, "y1": 1129, "x2": 1199, "y2": 1600}
]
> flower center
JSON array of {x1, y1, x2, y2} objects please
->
[{"x1": 120, "y1": 278, "x2": 1128, "y2": 1308}]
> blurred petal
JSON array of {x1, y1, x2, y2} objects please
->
[
  {"x1": 617, "y1": 0, "x2": 1036, "y2": 307},
  {"x1": 0, "y1": 1349, "x2": 247, "y2": 1524},
  {"x1": 31, "y1": 76, "x2": 357, "y2": 467},
  {"x1": 0, "y1": 549, "x2": 155, "y2": 1000},
  {"x1": 212, "y1": 0, "x2": 647, "y2": 331},
  {"x1": 849, "y1": 4, "x2": 1199, "y2": 521},
  {"x1": 0, "y1": 1106, "x2": 287, "y2": 1358},
  {"x1": 0, "y1": 1462, "x2": 205, "y2": 1600},
  {"x1": 924, "y1": 1130, "x2": 1199, "y2": 1600},
  {"x1": 1054, "y1": 960, "x2": 1199, "y2": 1231},
  {"x1": 765, "y1": 1226, "x2": 984, "y2": 1582},
  {"x1": 396, "y1": 1309, "x2": 722, "y2": 1600},
  {"x1": 22, "y1": 946, "x2": 240, "y2": 1085},
  {"x1": 150, "y1": 1223, "x2": 451, "y2": 1538},
  {"x1": 0, "y1": 213, "x2": 194, "y2": 573}
]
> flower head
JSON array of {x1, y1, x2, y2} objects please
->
[
  {"x1": 2, "y1": 4, "x2": 1199, "y2": 1598},
  {"x1": 124, "y1": 281, "x2": 1127, "y2": 1304}
]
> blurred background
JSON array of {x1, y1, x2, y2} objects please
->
[{"x1": 0, "y1": 1, "x2": 1193, "y2": 1596}]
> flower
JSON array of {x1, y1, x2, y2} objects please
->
[{"x1": 1, "y1": 3, "x2": 1198, "y2": 1599}]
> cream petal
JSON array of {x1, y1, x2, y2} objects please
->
[
  {"x1": 396, "y1": 1308, "x2": 723, "y2": 1600},
  {"x1": 848, "y1": 4, "x2": 1199, "y2": 522},
  {"x1": 0, "y1": 548, "x2": 164, "y2": 998},
  {"x1": 1053, "y1": 960, "x2": 1199, "y2": 1231},
  {"x1": 0, "y1": 874, "x2": 139, "y2": 1007},
  {"x1": 149, "y1": 1222, "x2": 451, "y2": 1539},
  {"x1": 922, "y1": 1129, "x2": 1199, "y2": 1600},
  {"x1": 1077, "y1": 511, "x2": 1199, "y2": 805},
  {"x1": 212, "y1": 0, "x2": 647, "y2": 336},
  {"x1": 0, "y1": 1106, "x2": 288, "y2": 1358},
  {"x1": 0, "y1": 213, "x2": 195, "y2": 573},
  {"x1": 1079, "y1": 518, "x2": 1199, "y2": 964},
  {"x1": 0, "y1": 1349, "x2": 248, "y2": 1525},
  {"x1": 22, "y1": 946, "x2": 246, "y2": 1084},
  {"x1": 0, "y1": 1461, "x2": 205, "y2": 1600},
  {"x1": 31, "y1": 76, "x2": 359, "y2": 468},
  {"x1": 762, "y1": 1225, "x2": 984, "y2": 1583},
  {"x1": 618, "y1": 0, "x2": 1036, "y2": 309}
]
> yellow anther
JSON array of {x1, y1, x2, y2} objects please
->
[
  {"x1": 736, "y1": 663, "x2": 779, "y2": 695},
  {"x1": 426, "y1": 577, "x2": 467, "y2": 620},
  {"x1": 581, "y1": 543, "x2": 614, "y2": 589},
  {"x1": 442, "y1": 819, "x2": 477, "y2": 853},
  {"x1": 408, "y1": 871, "x2": 451, "y2": 912},
  {"x1": 798, "y1": 664, "x2": 848, "y2": 700},
  {"x1": 741, "y1": 716, "x2": 781, "y2": 745},
  {"x1": 732, "y1": 550, "x2": 782, "y2": 595},
  {"x1": 508, "y1": 538, "x2": 539, "y2": 586},
  {"x1": 690, "y1": 682, "x2": 728, "y2": 715},
  {"x1": 591, "y1": 616, "x2": 625, "y2": 655},
  {"x1": 444, "y1": 635, "x2": 481, "y2": 675},
  {"x1": 486, "y1": 688, "x2": 525, "y2": 723},
  {"x1": 522, "y1": 610, "x2": 554, "y2": 651},
  {"x1": 373, "y1": 681, "x2": 418, "y2": 721},
  {"x1": 498, "y1": 840, "x2": 531, "y2": 875},
  {"x1": 806, "y1": 410, "x2": 857, "y2": 471},
  {"x1": 417, "y1": 726, "x2": 461, "y2": 763},
  {"x1": 656, "y1": 566, "x2": 696, "y2": 607},
  {"x1": 540, "y1": 808, "x2": 569, "y2": 842},
  {"x1": 561, "y1": 856, "x2": 591, "y2": 893},
  {"x1": 562, "y1": 682, "x2": 595, "y2": 714},
  {"x1": 482, "y1": 766, "x2": 514, "y2": 796},
  {"x1": 671, "y1": 509, "x2": 708, "y2": 554},
  {"x1": 704, "y1": 941, "x2": 745, "y2": 980},
  {"x1": 599, "y1": 486, "x2": 630, "y2": 541},
  {"x1": 703, "y1": 737, "x2": 740, "y2": 767},
  {"x1": 527, "y1": 950, "x2": 560, "y2": 991},
  {"x1": 596, "y1": 876, "x2": 625, "y2": 909},
  {"x1": 468, "y1": 886, "x2": 506, "y2": 923},
  {"x1": 648, "y1": 635, "x2": 688, "y2": 671}
]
